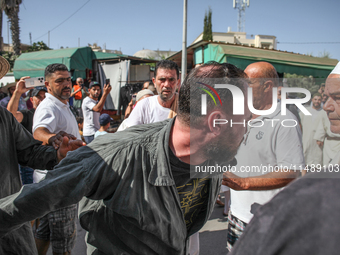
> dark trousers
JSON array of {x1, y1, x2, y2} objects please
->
[
  {"x1": 84, "y1": 135, "x2": 94, "y2": 144},
  {"x1": 19, "y1": 165, "x2": 34, "y2": 185}
]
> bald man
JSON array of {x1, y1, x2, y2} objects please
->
[
  {"x1": 223, "y1": 61, "x2": 304, "y2": 251},
  {"x1": 227, "y1": 62, "x2": 340, "y2": 255}
]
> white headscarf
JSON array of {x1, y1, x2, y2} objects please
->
[{"x1": 331, "y1": 62, "x2": 340, "y2": 74}]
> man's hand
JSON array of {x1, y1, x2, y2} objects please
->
[
  {"x1": 57, "y1": 136, "x2": 86, "y2": 162},
  {"x1": 7, "y1": 76, "x2": 31, "y2": 123},
  {"x1": 103, "y1": 84, "x2": 112, "y2": 95},
  {"x1": 316, "y1": 140, "x2": 324, "y2": 148},
  {"x1": 15, "y1": 76, "x2": 32, "y2": 95},
  {"x1": 48, "y1": 131, "x2": 77, "y2": 149}
]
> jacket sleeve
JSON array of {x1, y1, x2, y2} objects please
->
[
  {"x1": 9, "y1": 107, "x2": 58, "y2": 170},
  {"x1": 0, "y1": 142, "x2": 120, "y2": 237}
]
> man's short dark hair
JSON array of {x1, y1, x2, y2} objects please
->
[
  {"x1": 178, "y1": 61, "x2": 247, "y2": 127},
  {"x1": 154, "y1": 60, "x2": 179, "y2": 79},
  {"x1": 44, "y1": 64, "x2": 69, "y2": 80},
  {"x1": 76, "y1": 117, "x2": 83, "y2": 124},
  {"x1": 312, "y1": 92, "x2": 322, "y2": 98}
]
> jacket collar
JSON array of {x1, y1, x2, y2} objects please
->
[{"x1": 148, "y1": 118, "x2": 176, "y2": 186}]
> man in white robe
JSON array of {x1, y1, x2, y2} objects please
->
[{"x1": 299, "y1": 93, "x2": 323, "y2": 166}]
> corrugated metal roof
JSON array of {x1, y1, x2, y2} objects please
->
[{"x1": 168, "y1": 41, "x2": 338, "y2": 77}]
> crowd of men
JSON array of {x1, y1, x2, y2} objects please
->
[{"x1": 0, "y1": 56, "x2": 340, "y2": 255}]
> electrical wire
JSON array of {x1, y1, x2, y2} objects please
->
[
  {"x1": 33, "y1": 0, "x2": 91, "y2": 41},
  {"x1": 278, "y1": 42, "x2": 340, "y2": 44}
]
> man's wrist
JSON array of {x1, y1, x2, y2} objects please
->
[
  {"x1": 56, "y1": 148, "x2": 63, "y2": 162},
  {"x1": 13, "y1": 90, "x2": 23, "y2": 97}
]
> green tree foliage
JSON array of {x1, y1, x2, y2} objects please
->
[
  {"x1": 318, "y1": 50, "x2": 331, "y2": 59},
  {"x1": 2, "y1": 50, "x2": 17, "y2": 70},
  {"x1": 25, "y1": 41, "x2": 51, "y2": 52},
  {"x1": 284, "y1": 73, "x2": 325, "y2": 100},
  {"x1": 203, "y1": 7, "x2": 213, "y2": 41}
]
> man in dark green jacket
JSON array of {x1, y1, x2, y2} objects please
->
[
  {"x1": 0, "y1": 62, "x2": 250, "y2": 255},
  {"x1": 0, "y1": 105, "x2": 85, "y2": 255}
]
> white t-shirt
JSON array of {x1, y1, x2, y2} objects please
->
[
  {"x1": 314, "y1": 110, "x2": 340, "y2": 165},
  {"x1": 117, "y1": 119, "x2": 129, "y2": 132},
  {"x1": 299, "y1": 106, "x2": 323, "y2": 165},
  {"x1": 33, "y1": 93, "x2": 80, "y2": 139},
  {"x1": 33, "y1": 93, "x2": 81, "y2": 183},
  {"x1": 230, "y1": 103, "x2": 305, "y2": 223},
  {"x1": 124, "y1": 96, "x2": 170, "y2": 127},
  {"x1": 82, "y1": 96, "x2": 100, "y2": 136},
  {"x1": 94, "y1": 130, "x2": 108, "y2": 138}
]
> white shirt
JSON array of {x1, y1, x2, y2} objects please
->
[
  {"x1": 33, "y1": 93, "x2": 80, "y2": 183},
  {"x1": 33, "y1": 93, "x2": 80, "y2": 139},
  {"x1": 124, "y1": 96, "x2": 170, "y2": 127},
  {"x1": 82, "y1": 96, "x2": 100, "y2": 136},
  {"x1": 117, "y1": 119, "x2": 129, "y2": 132},
  {"x1": 299, "y1": 106, "x2": 323, "y2": 165},
  {"x1": 314, "y1": 110, "x2": 340, "y2": 165},
  {"x1": 230, "y1": 103, "x2": 305, "y2": 223},
  {"x1": 94, "y1": 130, "x2": 108, "y2": 138}
]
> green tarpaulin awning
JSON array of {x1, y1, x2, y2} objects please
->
[
  {"x1": 93, "y1": 51, "x2": 128, "y2": 60},
  {"x1": 13, "y1": 47, "x2": 95, "y2": 80},
  {"x1": 168, "y1": 41, "x2": 338, "y2": 78},
  {"x1": 203, "y1": 43, "x2": 338, "y2": 77}
]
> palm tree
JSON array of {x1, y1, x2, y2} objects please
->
[
  {"x1": 1, "y1": 0, "x2": 22, "y2": 56},
  {"x1": 0, "y1": 0, "x2": 4, "y2": 52}
]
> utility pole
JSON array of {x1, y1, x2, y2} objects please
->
[
  {"x1": 181, "y1": 0, "x2": 187, "y2": 84},
  {"x1": 233, "y1": 0, "x2": 250, "y2": 32},
  {"x1": 7, "y1": 20, "x2": 9, "y2": 46},
  {"x1": 29, "y1": 32, "x2": 32, "y2": 45}
]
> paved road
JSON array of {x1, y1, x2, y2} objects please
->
[
  {"x1": 200, "y1": 203, "x2": 229, "y2": 255},
  {"x1": 47, "y1": 194, "x2": 229, "y2": 255}
]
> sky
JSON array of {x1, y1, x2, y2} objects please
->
[{"x1": 3, "y1": 0, "x2": 340, "y2": 61}]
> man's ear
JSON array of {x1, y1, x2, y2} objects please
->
[
  {"x1": 207, "y1": 110, "x2": 229, "y2": 136},
  {"x1": 29, "y1": 97, "x2": 33, "y2": 103},
  {"x1": 263, "y1": 80, "x2": 274, "y2": 93},
  {"x1": 45, "y1": 80, "x2": 50, "y2": 91}
]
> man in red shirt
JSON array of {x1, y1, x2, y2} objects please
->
[{"x1": 70, "y1": 77, "x2": 89, "y2": 117}]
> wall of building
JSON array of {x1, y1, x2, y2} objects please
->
[{"x1": 191, "y1": 31, "x2": 276, "y2": 49}]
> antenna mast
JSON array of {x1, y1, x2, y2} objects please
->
[{"x1": 233, "y1": 0, "x2": 250, "y2": 32}]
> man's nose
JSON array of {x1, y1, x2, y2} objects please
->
[
  {"x1": 164, "y1": 79, "x2": 170, "y2": 87},
  {"x1": 323, "y1": 97, "x2": 334, "y2": 112}
]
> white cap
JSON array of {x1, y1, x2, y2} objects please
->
[
  {"x1": 331, "y1": 62, "x2": 340, "y2": 74},
  {"x1": 136, "y1": 89, "x2": 154, "y2": 101}
]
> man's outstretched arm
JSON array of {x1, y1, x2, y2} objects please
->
[
  {"x1": 7, "y1": 77, "x2": 30, "y2": 123},
  {"x1": 222, "y1": 170, "x2": 298, "y2": 191}
]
